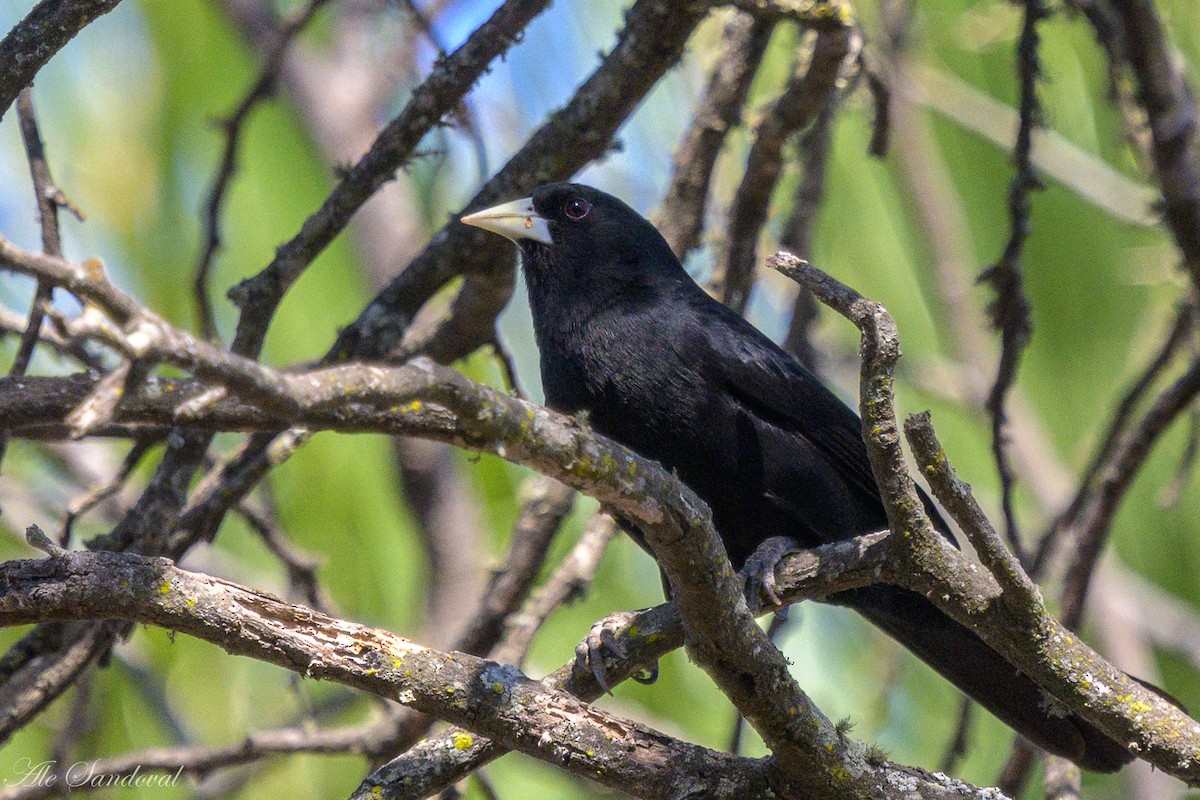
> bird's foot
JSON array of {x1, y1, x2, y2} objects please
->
[
  {"x1": 574, "y1": 610, "x2": 656, "y2": 694},
  {"x1": 741, "y1": 536, "x2": 803, "y2": 614}
]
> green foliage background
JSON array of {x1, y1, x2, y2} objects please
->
[{"x1": 1, "y1": 1, "x2": 1198, "y2": 797}]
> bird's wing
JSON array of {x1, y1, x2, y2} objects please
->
[
  {"x1": 686, "y1": 302, "x2": 884, "y2": 505},
  {"x1": 686, "y1": 299, "x2": 957, "y2": 543}
]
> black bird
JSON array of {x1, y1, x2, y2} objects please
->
[{"x1": 463, "y1": 182, "x2": 1133, "y2": 772}]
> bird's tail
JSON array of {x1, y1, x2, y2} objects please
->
[{"x1": 833, "y1": 584, "x2": 1134, "y2": 773}]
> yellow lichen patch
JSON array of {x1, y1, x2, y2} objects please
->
[
  {"x1": 392, "y1": 657, "x2": 404, "y2": 670},
  {"x1": 453, "y1": 732, "x2": 474, "y2": 750},
  {"x1": 185, "y1": 597, "x2": 196, "y2": 608},
  {"x1": 445, "y1": 686, "x2": 455, "y2": 694},
  {"x1": 492, "y1": 682, "x2": 504, "y2": 695},
  {"x1": 158, "y1": 581, "x2": 172, "y2": 594},
  {"x1": 400, "y1": 400, "x2": 423, "y2": 413}
]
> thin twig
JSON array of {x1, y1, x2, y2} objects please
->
[
  {"x1": 977, "y1": 0, "x2": 1049, "y2": 568},
  {"x1": 396, "y1": 0, "x2": 489, "y2": 184},
  {"x1": 60, "y1": 438, "x2": 157, "y2": 546},
  {"x1": 2, "y1": 89, "x2": 83, "y2": 469},
  {"x1": 938, "y1": 697, "x2": 975, "y2": 774},
  {"x1": 1106, "y1": 0, "x2": 1200, "y2": 285},
  {"x1": 457, "y1": 477, "x2": 576, "y2": 660},
  {"x1": 234, "y1": 500, "x2": 328, "y2": 612},
  {"x1": 193, "y1": 0, "x2": 334, "y2": 340},
  {"x1": 711, "y1": 24, "x2": 854, "y2": 315},
  {"x1": 1058, "y1": 348, "x2": 1200, "y2": 628},
  {"x1": 655, "y1": 12, "x2": 776, "y2": 260},
  {"x1": 491, "y1": 512, "x2": 616, "y2": 666},
  {"x1": 780, "y1": 98, "x2": 838, "y2": 369}
]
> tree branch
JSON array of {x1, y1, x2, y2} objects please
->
[
  {"x1": 0, "y1": 0, "x2": 124, "y2": 121},
  {"x1": 0, "y1": 544, "x2": 778, "y2": 800}
]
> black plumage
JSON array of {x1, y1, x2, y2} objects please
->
[{"x1": 463, "y1": 182, "x2": 1133, "y2": 772}]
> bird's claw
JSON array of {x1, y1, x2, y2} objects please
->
[
  {"x1": 631, "y1": 661, "x2": 659, "y2": 684},
  {"x1": 573, "y1": 610, "x2": 642, "y2": 694},
  {"x1": 741, "y1": 536, "x2": 802, "y2": 614}
]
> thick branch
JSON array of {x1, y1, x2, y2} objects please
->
[
  {"x1": 356, "y1": 531, "x2": 898, "y2": 800},
  {"x1": 0, "y1": 547, "x2": 773, "y2": 800},
  {"x1": 770, "y1": 250, "x2": 1200, "y2": 787}
]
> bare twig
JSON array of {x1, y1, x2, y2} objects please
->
[
  {"x1": 490, "y1": 334, "x2": 525, "y2": 399},
  {"x1": 60, "y1": 438, "x2": 157, "y2": 546},
  {"x1": 1057, "y1": 349, "x2": 1200, "y2": 628},
  {"x1": 655, "y1": 12, "x2": 776, "y2": 260},
  {"x1": 780, "y1": 98, "x2": 838, "y2": 369},
  {"x1": 938, "y1": 697, "x2": 975, "y2": 775},
  {"x1": 905, "y1": 412, "x2": 1040, "y2": 607},
  {"x1": 396, "y1": 0, "x2": 490, "y2": 183},
  {"x1": 1034, "y1": 301, "x2": 1196, "y2": 573},
  {"x1": 0, "y1": 307, "x2": 99, "y2": 368},
  {"x1": 394, "y1": 435, "x2": 488, "y2": 647},
  {"x1": 491, "y1": 511, "x2": 615, "y2": 666},
  {"x1": 193, "y1": 0, "x2": 334, "y2": 340},
  {"x1": 456, "y1": 477, "x2": 576, "y2": 659},
  {"x1": 711, "y1": 24, "x2": 854, "y2": 315},
  {"x1": 996, "y1": 739, "x2": 1039, "y2": 798},
  {"x1": 977, "y1": 0, "x2": 1049, "y2": 567},
  {"x1": 234, "y1": 500, "x2": 328, "y2": 612},
  {"x1": 2, "y1": 89, "x2": 83, "y2": 469}
]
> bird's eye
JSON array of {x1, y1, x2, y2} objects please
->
[{"x1": 564, "y1": 197, "x2": 591, "y2": 220}]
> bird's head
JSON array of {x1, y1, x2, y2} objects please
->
[{"x1": 461, "y1": 183, "x2": 683, "y2": 298}]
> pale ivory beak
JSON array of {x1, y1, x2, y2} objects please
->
[{"x1": 461, "y1": 197, "x2": 553, "y2": 245}]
